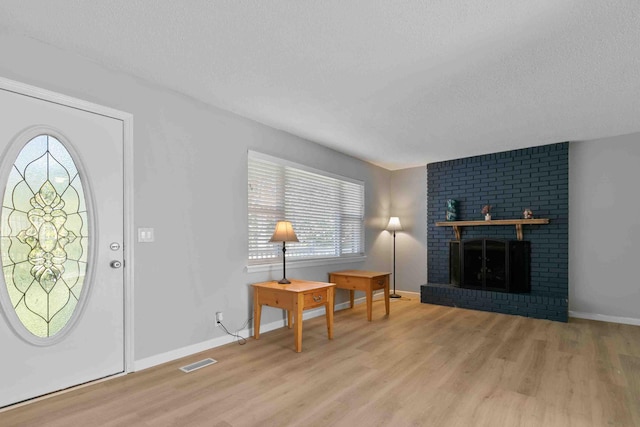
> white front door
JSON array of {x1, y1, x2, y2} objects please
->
[{"x1": 0, "y1": 85, "x2": 125, "y2": 408}]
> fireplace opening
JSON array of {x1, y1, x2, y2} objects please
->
[{"x1": 449, "y1": 238, "x2": 530, "y2": 293}]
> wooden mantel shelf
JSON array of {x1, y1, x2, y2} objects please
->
[{"x1": 435, "y1": 219, "x2": 550, "y2": 241}]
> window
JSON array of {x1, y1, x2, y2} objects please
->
[
  {"x1": 1, "y1": 134, "x2": 89, "y2": 339},
  {"x1": 248, "y1": 151, "x2": 364, "y2": 266}
]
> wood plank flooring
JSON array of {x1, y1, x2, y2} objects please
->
[{"x1": 2, "y1": 295, "x2": 640, "y2": 426}]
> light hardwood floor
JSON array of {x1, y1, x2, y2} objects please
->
[{"x1": 3, "y1": 295, "x2": 640, "y2": 427}]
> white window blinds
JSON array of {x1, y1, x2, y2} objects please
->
[{"x1": 248, "y1": 151, "x2": 364, "y2": 266}]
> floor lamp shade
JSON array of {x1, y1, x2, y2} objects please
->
[
  {"x1": 269, "y1": 221, "x2": 299, "y2": 284},
  {"x1": 386, "y1": 216, "x2": 402, "y2": 232},
  {"x1": 387, "y1": 217, "x2": 402, "y2": 298}
]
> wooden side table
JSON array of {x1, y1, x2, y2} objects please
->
[
  {"x1": 328, "y1": 270, "x2": 391, "y2": 321},
  {"x1": 251, "y1": 279, "x2": 336, "y2": 353}
]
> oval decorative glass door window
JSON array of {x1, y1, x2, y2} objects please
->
[{"x1": 0, "y1": 134, "x2": 89, "y2": 339}]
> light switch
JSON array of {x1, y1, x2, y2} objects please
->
[{"x1": 138, "y1": 227, "x2": 154, "y2": 243}]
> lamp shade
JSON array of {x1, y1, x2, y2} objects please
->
[
  {"x1": 269, "y1": 221, "x2": 299, "y2": 243},
  {"x1": 386, "y1": 216, "x2": 402, "y2": 231}
]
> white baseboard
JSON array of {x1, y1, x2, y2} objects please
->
[
  {"x1": 393, "y1": 290, "x2": 421, "y2": 298},
  {"x1": 134, "y1": 334, "x2": 239, "y2": 372},
  {"x1": 134, "y1": 298, "x2": 358, "y2": 372},
  {"x1": 569, "y1": 310, "x2": 640, "y2": 326}
]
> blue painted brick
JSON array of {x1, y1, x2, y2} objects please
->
[{"x1": 425, "y1": 142, "x2": 568, "y2": 322}]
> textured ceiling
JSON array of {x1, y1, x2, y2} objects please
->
[{"x1": 1, "y1": 1, "x2": 639, "y2": 170}]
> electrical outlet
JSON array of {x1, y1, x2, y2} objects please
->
[{"x1": 215, "y1": 312, "x2": 223, "y2": 326}]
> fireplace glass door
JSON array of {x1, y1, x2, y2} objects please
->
[{"x1": 451, "y1": 238, "x2": 530, "y2": 293}]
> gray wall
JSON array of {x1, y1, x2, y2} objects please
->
[
  {"x1": 570, "y1": 134, "x2": 640, "y2": 320},
  {"x1": 0, "y1": 34, "x2": 392, "y2": 361},
  {"x1": 389, "y1": 166, "x2": 428, "y2": 293}
]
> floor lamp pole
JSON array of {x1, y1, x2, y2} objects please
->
[{"x1": 390, "y1": 229, "x2": 401, "y2": 298}]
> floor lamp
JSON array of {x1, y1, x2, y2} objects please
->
[
  {"x1": 386, "y1": 216, "x2": 402, "y2": 298},
  {"x1": 269, "y1": 220, "x2": 299, "y2": 284}
]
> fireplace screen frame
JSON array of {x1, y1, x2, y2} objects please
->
[{"x1": 449, "y1": 238, "x2": 530, "y2": 293}]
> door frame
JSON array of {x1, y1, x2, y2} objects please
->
[{"x1": 0, "y1": 76, "x2": 135, "y2": 374}]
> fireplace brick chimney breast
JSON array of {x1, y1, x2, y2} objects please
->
[{"x1": 422, "y1": 143, "x2": 568, "y2": 321}]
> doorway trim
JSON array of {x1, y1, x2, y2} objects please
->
[{"x1": 0, "y1": 76, "x2": 135, "y2": 374}]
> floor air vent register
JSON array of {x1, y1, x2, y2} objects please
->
[{"x1": 179, "y1": 358, "x2": 218, "y2": 373}]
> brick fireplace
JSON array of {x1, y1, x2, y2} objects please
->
[{"x1": 421, "y1": 143, "x2": 568, "y2": 322}]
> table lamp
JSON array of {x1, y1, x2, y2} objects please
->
[{"x1": 269, "y1": 220, "x2": 299, "y2": 284}]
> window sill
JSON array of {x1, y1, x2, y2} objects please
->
[{"x1": 246, "y1": 255, "x2": 367, "y2": 274}]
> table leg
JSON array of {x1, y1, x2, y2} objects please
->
[
  {"x1": 295, "y1": 293, "x2": 304, "y2": 352},
  {"x1": 349, "y1": 290, "x2": 354, "y2": 308},
  {"x1": 384, "y1": 279, "x2": 390, "y2": 316},
  {"x1": 366, "y1": 287, "x2": 373, "y2": 321},
  {"x1": 253, "y1": 290, "x2": 262, "y2": 339},
  {"x1": 287, "y1": 311, "x2": 293, "y2": 329},
  {"x1": 326, "y1": 287, "x2": 334, "y2": 340}
]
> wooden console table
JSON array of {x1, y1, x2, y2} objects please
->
[
  {"x1": 251, "y1": 279, "x2": 335, "y2": 353},
  {"x1": 328, "y1": 270, "x2": 390, "y2": 321},
  {"x1": 435, "y1": 219, "x2": 549, "y2": 241}
]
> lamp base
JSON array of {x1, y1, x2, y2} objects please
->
[
  {"x1": 278, "y1": 278, "x2": 291, "y2": 284},
  {"x1": 390, "y1": 293, "x2": 402, "y2": 298}
]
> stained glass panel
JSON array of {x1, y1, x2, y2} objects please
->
[{"x1": 1, "y1": 135, "x2": 89, "y2": 338}]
